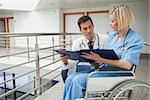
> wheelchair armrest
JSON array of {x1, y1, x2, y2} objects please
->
[
  {"x1": 88, "y1": 70, "x2": 135, "y2": 78},
  {"x1": 88, "y1": 64, "x2": 136, "y2": 78}
]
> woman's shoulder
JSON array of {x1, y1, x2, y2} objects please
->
[
  {"x1": 128, "y1": 28, "x2": 144, "y2": 41},
  {"x1": 97, "y1": 33, "x2": 108, "y2": 41},
  {"x1": 127, "y1": 28, "x2": 144, "y2": 45}
]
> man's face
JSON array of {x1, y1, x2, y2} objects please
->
[
  {"x1": 109, "y1": 15, "x2": 118, "y2": 31},
  {"x1": 80, "y1": 20, "x2": 95, "y2": 41}
]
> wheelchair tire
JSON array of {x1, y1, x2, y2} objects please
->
[{"x1": 108, "y1": 79, "x2": 150, "y2": 100}]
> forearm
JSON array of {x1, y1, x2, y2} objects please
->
[{"x1": 99, "y1": 58, "x2": 132, "y2": 69}]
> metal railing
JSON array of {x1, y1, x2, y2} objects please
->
[{"x1": 0, "y1": 32, "x2": 80, "y2": 100}]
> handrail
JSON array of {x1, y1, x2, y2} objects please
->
[
  {"x1": 0, "y1": 32, "x2": 80, "y2": 36},
  {"x1": 0, "y1": 32, "x2": 80, "y2": 99},
  {"x1": 0, "y1": 32, "x2": 80, "y2": 34},
  {"x1": 0, "y1": 60, "x2": 59, "y2": 85},
  {"x1": 0, "y1": 59, "x2": 37, "y2": 72},
  {"x1": 0, "y1": 54, "x2": 60, "y2": 87},
  {"x1": 0, "y1": 61, "x2": 61, "y2": 99},
  {"x1": 16, "y1": 74, "x2": 61, "y2": 100},
  {"x1": 144, "y1": 41, "x2": 150, "y2": 47},
  {"x1": 0, "y1": 44, "x2": 70, "y2": 58}
]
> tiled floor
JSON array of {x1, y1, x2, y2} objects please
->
[{"x1": 34, "y1": 76, "x2": 64, "y2": 100}]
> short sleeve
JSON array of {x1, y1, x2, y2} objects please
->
[{"x1": 121, "y1": 36, "x2": 144, "y2": 66}]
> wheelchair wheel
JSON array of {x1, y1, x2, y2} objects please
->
[{"x1": 108, "y1": 79, "x2": 150, "y2": 100}]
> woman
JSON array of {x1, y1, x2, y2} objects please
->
[{"x1": 82, "y1": 4, "x2": 144, "y2": 71}]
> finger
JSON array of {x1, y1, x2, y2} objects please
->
[
  {"x1": 90, "y1": 51, "x2": 93, "y2": 54},
  {"x1": 90, "y1": 52, "x2": 97, "y2": 55},
  {"x1": 81, "y1": 54, "x2": 87, "y2": 58},
  {"x1": 81, "y1": 52, "x2": 90, "y2": 56},
  {"x1": 81, "y1": 54, "x2": 89, "y2": 58},
  {"x1": 81, "y1": 53, "x2": 87, "y2": 57}
]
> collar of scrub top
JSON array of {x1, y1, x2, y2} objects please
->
[{"x1": 116, "y1": 28, "x2": 131, "y2": 51}]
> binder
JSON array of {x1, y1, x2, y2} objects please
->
[
  {"x1": 54, "y1": 49, "x2": 80, "y2": 60},
  {"x1": 54, "y1": 49, "x2": 119, "y2": 62}
]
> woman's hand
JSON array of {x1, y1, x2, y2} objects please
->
[{"x1": 81, "y1": 52, "x2": 104, "y2": 63}]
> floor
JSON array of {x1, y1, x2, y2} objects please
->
[{"x1": 34, "y1": 76, "x2": 64, "y2": 100}]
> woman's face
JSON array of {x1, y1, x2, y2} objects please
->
[{"x1": 109, "y1": 15, "x2": 118, "y2": 31}]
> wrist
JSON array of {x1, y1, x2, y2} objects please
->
[{"x1": 98, "y1": 57, "x2": 105, "y2": 63}]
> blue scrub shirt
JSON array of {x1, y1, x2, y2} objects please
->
[{"x1": 100, "y1": 28, "x2": 144, "y2": 71}]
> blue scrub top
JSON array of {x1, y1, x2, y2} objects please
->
[{"x1": 100, "y1": 28, "x2": 144, "y2": 71}]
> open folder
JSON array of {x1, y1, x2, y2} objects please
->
[{"x1": 54, "y1": 49, "x2": 119, "y2": 62}]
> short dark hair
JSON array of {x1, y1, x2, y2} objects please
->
[{"x1": 78, "y1": 15, "x2": 94, "y2": 29}]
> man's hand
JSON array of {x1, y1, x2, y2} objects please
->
[
  {"x1": 90, "y1": 62, "x2": 100, "y2": 68},
  {"x1": 60, "y1": 55, "x2": 68, "y2": 65}
]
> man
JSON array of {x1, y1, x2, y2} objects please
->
[{"x1": 61, "y1": 15, "x2": 107, "y2": 83}]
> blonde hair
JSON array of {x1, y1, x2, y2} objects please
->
[{"x1": 109, "y1": 4, "x2": 135, "y2": 30}]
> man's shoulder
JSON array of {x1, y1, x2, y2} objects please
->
[
  {"x1": 72, "y1": 36, "x2": 84, "y2": 51},
  {"x1": 97, "y1": 33, "x2": 108, "y2": 38},
  {"x1": 97, "y1": 33, "x2": 108, "y2": 41},
  {"x1": 73, "y1": 36, "x2": 84, "y2": 43}
]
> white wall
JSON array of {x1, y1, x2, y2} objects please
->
[
  {"x1": 89, "y1": 13, "x2": 110, "y2": 34},
  {"x1": 13, "y1": 9, "x2": 61, "y2": 48},
  {"x1": 64, "y1": 6, "x2": 109, "y2": 13},
  {"x1": 14, "y1": 9, "x2": 60, "y2": 33}
]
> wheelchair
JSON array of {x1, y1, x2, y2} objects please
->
[
  {"x1": 76, "y1": 63, "x2": 150, "y2": 100},
  {"x1": 84, "y1": 65, "x2": 150, "y2": 100},
  {"x1": 76, "y1": 42, "x2": 150, "y2": 100}
]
